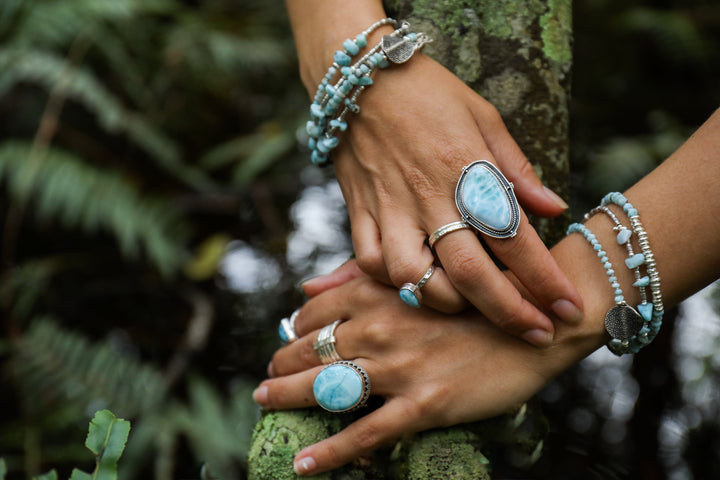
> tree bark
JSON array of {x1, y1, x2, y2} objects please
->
[{"x1": 248, "y1": 1, "x2": 572, "y2": 478}]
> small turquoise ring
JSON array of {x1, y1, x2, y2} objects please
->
[
  {"x1": 278, "y1": 309, "x2": 300, "y2": 344},
  {"x1": 399, "y1": 264, "x2": 435, "y2": 308},
  {"x1": 313, "y1": 360, "x2": 371, "y2": 413}
]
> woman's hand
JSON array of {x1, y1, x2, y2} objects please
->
[
  {"x1": 253, "y1": 274, "x2": 599, "y2": 476},
  {"x1": 324, "y1": 53, "x2": 582, "y2": 346}
]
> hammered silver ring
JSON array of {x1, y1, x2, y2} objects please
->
[{"x1": 313, "y1": 320, "x2": 343, "y2": 364}]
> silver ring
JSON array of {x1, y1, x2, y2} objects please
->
[
  {"x1": 313, "y1": 360, "x2": 371, "y2": 413},
  {"x1": 398, "y1": 264, "x2": 435, "y2": 308},
  {"x1": 428, "y1": 221, "x2": 472, "y2": 248},
  {"x1": 313, "y1": 320, "x2": 343, "y2": 364},
  {"x1": 278, "y1": 308, "x2": 300, "y2": 343}
]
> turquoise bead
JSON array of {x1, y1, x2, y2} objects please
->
[
  {"x1": 617, "y1": 229, "x2": 632, "y2": 244},
  {"x1": 355, "y1": 33, "x2": 367, "y2": 48},
  {"x1": 347, "y1": 74, "x2": 359, "y2": 85},
  {"x1": 340, "y1": 66, "x2": 353, "y2": 76},
  {"x1": 334, "y1": 50, "x2": 352, "y2": 66},
  {"x1": 307, "y1": 138, "x2": 316, "y2": 150},
  {"x1": 330, "y1": 119, "x2": 348, "y2": 131},
  {"x1": 310, "y1": 103, "x2": 325, "y2": 118},
  {"x1": 311, "y1": 150, "x2": 327, "y2": 165},
  {"x1": 343, "y1": 39, "x2": 360, "y2": 55},
  {"x1": 615, "y1": 295, "x2": 624, "y2": 303},
  {"x1": 313, "y1": 363, "x2": 364, "y2": 412},
  {"x1": 399, "y1": 288, "x2": 420, "y2": 308},
  {"x1": 357, "y1": 76, "x2": 374, "y2": 86},
  {"x1": 305, "y1": 121, "x2": 322, "y2": 137},
  {"x1": 633, "y1": 276, "x2": 650, "y2": 287},
  {"x1": 637, "y1": 303, "x2": 653, "y2": 322},
  {"x1": 359, "y1": 64, "x2": 370, "y2": 74},
  {"x1": 625, "y1": 253, "x2": 645, "y2": 269}
]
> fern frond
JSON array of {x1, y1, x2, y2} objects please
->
[
  {"x1": 7, "y1": 318, "x2": 168, "y2": 418},
  {"x1": 0, "y1": 47, "x2": 215, "y2": 191},
  {"x1": 0, "y1": 141, "x2": 189, "y2": 275}
]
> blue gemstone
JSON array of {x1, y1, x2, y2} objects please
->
[
  {"x1": 633, "y1": 276, "x2": 650, "y2": 287},
  {"x1": 278, "y1": 323, "x2": 289, "y2": 343},
  {"x1": 637, "y1": 303, "x2": 653, "y2": 322},
  {"x1": 457, "y1": 161, "x2": 517, "y2": 235},
  {"x1": 333, "y1": 51, "x2": 351, "y2": 66},
  {"x1": 343, "y1": 39, "x2": 360, "y2": 56},
  {"x1": 313, "y1": 364, "x2": 363, "y2": 412},
  {"x1": 357, "y1": 76, "x2": 373, "y2": 86},
  {"x1": 625, "y1": 253, "x2": 645, "y2": 269},
  {"x1": 355, "y1": 34, "x2": 367, "y2": 48},
  {"x1": 399, "y1": 288, "x2": 420, "y2": 308},
  {"x1": 617, "y1": 229, "x2": 632, "y2": 245}
]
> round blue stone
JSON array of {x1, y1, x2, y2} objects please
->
[
  {"x1": 399, "y1": 288, "x2": 420, "y2": 308},
  {"x1": 313, "y1": 364, "x2": 363, "y2": 412},
  {"x1": 278, "y1": 323, "x2": 289, "y2": 343}
]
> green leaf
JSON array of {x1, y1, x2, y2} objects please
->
[
  {"x1": 33, "y1": 471, "x2": 58, "y2": 480},
  {"x1": 71, "y1": 410, "x2": 130, "y2": 480},
  {"x1": 0, "y1": 458, "x2": 6, "y2": 480}
]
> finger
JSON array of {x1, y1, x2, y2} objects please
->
[
  {"x1": 350, "y1": 209, "x2": 392, "y2": 284},
  {"x1": 379, "y1": 211, "x2": 468, "y2": 313},
  {"x1": 293, "y1": 398, "x2": 422, "y2": 476},
  {"x1": 301, "y1": 259, "x2": 365, "y2": 298},
  {"x1": 433, "y1": 226, "x2": 557, "y2": 347},
  {"x1": 484, "y1": 215, "x2": 584, "y2": 324},
  {"x1": 253, "y1": 367, "x2": 321, "y2": 410},
  {"x1": 469, "y1": 98, "x2": 569, "y2": 217}
]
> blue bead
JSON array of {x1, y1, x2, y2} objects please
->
[
  {"x1": 311, "y1": 150, "x2": 327, "y2": 165},
  {"x1": 627, "y1": 208, "x2": 638, "y2": 217},
  {"x1": 357, "y1": 76, "x2": 373, "y2": 86},
  {"x1": 343, "y1": 39, "x2": 360, "y2": 55},
  {"x1": 615, "y1": 295, "x2": 625, "y2": 303},
  {"x1": 603, "y1": 262, "x2": 612, "y2": 270},
  {"x1": 313, "y1": 363, "x2": 364, "y2": 412},
  {"x1": 611, "y1": 282, "x2": 620, "y2": 289},
  {"x1": 614, "y1": 288, "x2": 623, "y2": 296},
  {"x1": 347, "y1": 74, "x2": 359, "y2": 85},
  {"x1": 637, "y1": 303, "x2": 653, "y2": 322},
  {"x1": 334, "y1": 50, "x2": 352, "y2": 66},
  {"x1": 633, "y1": 276, "x2": 650, "y2": 287},
  {"x1": 625, "y1": 253, "x2": 645, "y2": 269},
  {"x1": 408, "y1": 32, "x2": 417, "y2": 41},
  {"x1": 377, "y1": 57, "x2": 390, "y2": 68},
  {"x1": 593, "y1": 244, "x2": 602, "y2": 251},
  {"x1": 359, "y1": 64, "x2": 370, "y2": 74},
  {"x1": 607, "y1": 269, "x2": 615, "y2": 275},
  {"x1": 329, "y1": 119, "x2": 348, "y2": 131},
  {"x1": 307, "y1": 138, "x2": 316, "y2": 150},
  {"x1": 340, "y1": 66, "x2": 353, "y2": 76},
  {"x1": 617, "y1": 229, "x2": 632, "y2": 245},
  {"x1": 328, "y1": 66, "x2": 337, "y2": 76},
  {"x1": 600, "y1": 256, "x2": 609, "y2": 263},
  {"x1": 305, "y1": 121, "x2": 322, "y2": 137},
  {"x1": 339, "y1": 82, "x2": 352, "y2": 94},
  {"x1": 355, "y1": 33, "x2": 367, "y2": 48},
  {"x1": 310, "y1": 103, "x2": 325, "y2": 118},
  {"x1": 399, "y1": 288, "x2": 420, "y2": 308},
  {"x1": 609, "y1": 276, "x2": 618, "y2": 283}
]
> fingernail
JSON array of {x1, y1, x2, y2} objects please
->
[
  {"x1": 552, "y1": 299, "x2": 583, "y2": 324},
  {"x1": 267, "y1": 361, "x2": 274, "y2": 378},
  {"x1": 521, "y1": 328, "x2": 554, "y2": 348},
  {"x1": 293, "y1": 456, "x2": 317, "y2": 475},
  {"x1": 298, "y1": 273, "x2": 321, "y2": 290},
  {"x1": 543, "y1": 186, "x2": 569, "y2": 210},
  {"x1": 252, "y1": 385, "x2": 268, "y2": 406}
]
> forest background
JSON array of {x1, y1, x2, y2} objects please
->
[{"x1": 0, "y1": 0, "x2": 719, "y2": 479}]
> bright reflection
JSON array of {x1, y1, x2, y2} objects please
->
[{"x1": 218, "y1": 240, "x2": 282, "y2": 293}]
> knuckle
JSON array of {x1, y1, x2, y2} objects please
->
[
  {"x1": 352, "y1": 422, "x2": 383, "y2": 452},
  {"x1": 354, "y1": 248, "x2": 385, "y2": 279},
  {"x1": 362, "y1": 319, "x2": 394, "y2": 349}
]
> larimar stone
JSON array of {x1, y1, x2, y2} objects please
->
[
  {"x1": 633, "y1": 276, "x2": 650, "y2": 287},
  {"x1": 357, "y1": 76, "x2": 373, "y2": 86},
  {"x1": 399, "y1": 288, "x2": 420, "y2": 308},
  {"x1": 313, "y1": 363, "x2": 363, "y2": 412},
  {"x1": 278, "y1": 323, "x2": 289, "y2": 343},
  {"x1": 617, "y1": 229, "x2": 632, "y2": 245},
  {"x1": 455, "y1": 161, "x2": 519, "y2": 238},
  {"x1": 637, "y1": 302, "x2": 653, "y2": 322},
  {"x1": 333, "y1": 51, "x2": 351, "y2": 66},
  {"x1": 625, "y1": 253, "x2": 645, "y2": 269},
  {"x1": 343, "y1": 39, "x2": 360, "y2": 56}
]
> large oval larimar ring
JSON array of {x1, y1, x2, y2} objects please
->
[
  {"x1": 428, "y1": 221, "x2": 472, "y2": 249},
  {"x1": 313, "y1": 360, "x2": 371, "y2": 413},
  {"x1": 313, "y1": 320, "x2": 343, "y2": 364},
  {"x1": 455, "y1": 160, "x2": 520, "y2": 239},
  {"x1": 278, "y1": 309, "x2": 300, "y2": 344},
  {"x1": 399, "y1": 264, "x2": 435, "y2": 308}
]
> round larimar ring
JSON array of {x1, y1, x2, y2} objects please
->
[
  {"x1": 313, "y1": 320, "x2": 343, "y2": 364},
  {"x1": 428, "y1": 221, "x2": 472, "y2": 249},
  {"x1": 455, "y1": 160, "x2": 520, "y2": 239},
  {"x1": 278, "y1": 309, "x2": 300, "y2": 344},
  {"x1": 313, "y1": 360, "x2": 371, "y2": 413},
  {"x1": 399, "y1": 264, "x2": 435, "y2": 308}
]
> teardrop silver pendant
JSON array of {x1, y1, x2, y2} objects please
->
[
  {"x1": 381, "y1": 35, "x2": 414, "y2": 64},
  {"x1": 455, "y1": 160, "x2": 520, "y2": 238}
]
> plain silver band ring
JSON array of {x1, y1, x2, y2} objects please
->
[
  {"x1": 313, "y1": 320, "x2": 343, "y2": 365},
  {"x1": 428, "y1": 221, "x2": 471, "y2": 248}
]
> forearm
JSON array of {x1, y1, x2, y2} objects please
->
[
  {"x1": 285, "y1": 0, "x2": 390, "y2": 92},
  {"x1": 546, "y1": 107, "x2": 720, "y2": 369}
]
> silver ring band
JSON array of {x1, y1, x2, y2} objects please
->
[
  {"x1": 279, "y1": 308, "x2": 301, "y2": 344},
  {"x1": 313, "y1": 320, "x2": 343, "y2": 364},
  {"x1": 428, "y1": 221, "x2": 471, "y2": 248}
]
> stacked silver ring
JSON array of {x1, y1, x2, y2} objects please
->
[
  {"x1": 313, "y1": 320, "x2": 343, "y2": 364},
  {"x1": 428, "y1": 220, "x2": 471, "y2": 248}
]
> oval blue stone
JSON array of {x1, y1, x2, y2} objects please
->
[
  {"x1": 456, "y1": 161, "x2": 517, "y2": 236},
  {"x1": 399, "y1": 288, "x2": 420, "y2": 308},
  {"x1": 313, "y1": 364, "x2": 363, "y2": 412}
]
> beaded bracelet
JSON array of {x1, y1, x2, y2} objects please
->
[
  {"x1": 306, "y1": 19, "x2": 431, "y2": 166},
  {"x1": 567, "y1": 222, "x2": 647, "y2": 355},
  {"x1": 601, "y1": 192, "x2": 664, "y2": 350}
]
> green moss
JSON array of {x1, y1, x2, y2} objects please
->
[
  {"x1": 539, "y1": 0, "x2": 572, "y2": 65},
  {"x1": 405, "y1": 429, "x2": 491, "y2": 480},
  {"x1": 248, "y1": 410, "x2": 339, "y2": 480}
]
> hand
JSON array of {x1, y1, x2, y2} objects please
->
[
  {"x1": 253, "y1": 274, "x2": 595, "y2": 476},
  {"x1": 330, "y1": 54, "x2": 583, "y2": 346}
]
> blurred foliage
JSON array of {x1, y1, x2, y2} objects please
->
[{"x1": 0, "y1": 0, "x2": 719, "y2": 479}]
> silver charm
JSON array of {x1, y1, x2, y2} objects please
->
[
  {"x1": 604, "y1": 304, "x2": 644, "y2": 341},
  {"x1": 381, "y1": 35, "x2": 415, "y2": 63}
]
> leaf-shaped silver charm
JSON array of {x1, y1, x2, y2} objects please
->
[
  {"x1": 604, "y1": 304, "x2": 644, "y2": 341},
  {"x1": 381, "y1": 35, "x2": 414, "y2": 64}
]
